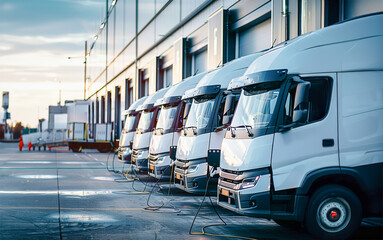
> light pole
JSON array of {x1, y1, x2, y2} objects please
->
[{"x1": 68, "y1": 40, "x2": 87, "y2": 100}]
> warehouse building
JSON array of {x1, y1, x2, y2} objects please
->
[{"x1": 85, "y1": 0, "x2": 382, "y2": 140}]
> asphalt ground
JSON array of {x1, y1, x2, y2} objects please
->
[{"x1": 0, "y1": 142, "x2": 381, "y2": 240}]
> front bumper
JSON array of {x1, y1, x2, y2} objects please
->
[
  {"x1": 118, "y1": 147, "x2": 132, "y2": 163},
  {"x1": 174, "y1": 159, "x2": 217, "y2": 194},
  {"x1": 132, "y1": 149, "x2": 149, "y2": 171},
  {"x1": 148, "y1": 153, "x2": 172, "y2": 179}
]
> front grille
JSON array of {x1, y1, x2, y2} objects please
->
[
  {"x1": 148, "y1": 154, "x2": 158, "y2": 165},
  {"x1": 219, "y1": 168, "x2": 244, "y2": 190},
  {"x1": 132, "y1": 149, "x2": 139, "y2": 159}
]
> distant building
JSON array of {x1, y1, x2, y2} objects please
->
[{"x1": 86, "y1": 0, "x2": 383, "y2": 137}]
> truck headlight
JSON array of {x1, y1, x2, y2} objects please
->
[
  {"x1": 240, "y1": 176, "x2": 260, "y2": 189},
  {"x1": 156, "y1": 156, "x2": 166, "y2": 164},
  {"x1": 187, "y1": 164, "x2": 199, "y2": 174},
  {"x1": 123, "y1": 147, "x2": 131, "y2": 155},
  {"x1": 136, "y1": 150, "x2": 144, "y2": 157}
]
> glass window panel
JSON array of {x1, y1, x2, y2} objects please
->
[
  {"x1": 108, "y1": 8, "x2": 115, "y2": 64},
  {"x1": 238, "y1": 18, "x2": 271, "y2": 57},
  {"x1": 156, "y1": 0, "x2": 169, "y2": 12},
  {"x1": 137, "y1": 22, "x2": 155, "y2": 56},
  {"x1": 115, "y1": 0, "x2": 125, "y2": 54},
  {"x1": 181, "y1": 0, "x2": 205, "y2": 19},
  {"x1": 193, "y1": 49, "x2": 207, "y2": 75},
  {"x1": 155, "y1": 0, "x2": 180, "y2": 41},
  {"x1": 125, "y1": 0, "x2": 136, "y2": 44},
  {"x1": 138, "y1": 0, "x2": 155, "y2": 31}
]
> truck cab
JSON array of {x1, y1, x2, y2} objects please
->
[
  {"x1": 118, "y1": 96, "x2": 147, "y2": 162},
  {"x1": 148, "y1": 72, "x2": 206, "y2": 179},
  {"x1": 174, "y1": 54, "x2": 261, "y2": 194},
  {"x1": 132, "y1": 88, "x2": 169, "y2": 171},
  {"x1": 217, "y1": 13, "x2": 383, "y2": 240}
]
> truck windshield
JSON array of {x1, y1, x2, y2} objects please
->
[
  {"x1": 123, "y1": 114, "x2": 136, "y2": 132},
  {"x1": 185, "y1": 96, "x2": 216, "y2": 130},
  {"x1": 137, "y1": 110, "x2": 154, "y2": 132},
  {"x1": 156, "y1": 105, "x2": 178, "y2": 131},
  {"x1": 232, "y1": 86, "x2": 280, "y2": 129}
]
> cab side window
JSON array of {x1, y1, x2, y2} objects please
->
[
  {"x1": 216, "y1": 95, "x2": 227, "y2": 127},
  {"x1": 284, "y1": 77, "x2": 332, "y2": 125}
]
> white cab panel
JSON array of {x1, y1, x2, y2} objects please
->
[
  {"x1": 172, "y1": 131, "x2": 181, "y2": 147},
  {"x1": 119, "y1": 131, "x2": 135, "y2": 147},
  {"x1": 209, "y1": 130, "x2": 226, "y2": 150},
  {"x1": 221, "y1": 134, "x2": 273, "y2": 171},
  {"x1": 271, "y1": 73, "x2": 339, "y2": 191},
  {"x1": 338, "y1": 71, "x2": 383, "y2": 167},
  {"x1": 149, "y1": 132, "x2": 173, "y2": 154},
  {"x1": 176, "y1": 133, "x2": 210, "y2": 160},
  {"x1": 133, "y1": 132, "x2": 152, "y2": 149}
]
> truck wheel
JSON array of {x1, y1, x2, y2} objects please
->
[
  {"x1": 305, "y1": 185, "x2": 362, "y2": 240},
  {"x1": 97, "y1": 146, "x2": 111, "y2": 153}
]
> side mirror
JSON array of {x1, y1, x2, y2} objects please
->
[
  {"x1": 292, "y1": 81, "x2": 311, "y2": 123},
  {"x1": 183, "y1": 102, "x2": 191, "y2": 120},
  {"x1": 222, "y1": 94, "x2": 236, "y2": 125},
  {"x1": 182, "y1": 102, "x2": 192, "y2": 127},
  {"x1": 222, "y1": 115, "x2": 233, "y2": 126}
]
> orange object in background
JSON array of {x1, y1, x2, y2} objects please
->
[
  {"x1": 28, "y1": 141, "x2": 32, "y2": 151},
  {"x1": 18, "y1": 136, "x2": 24, "y2": 151}
]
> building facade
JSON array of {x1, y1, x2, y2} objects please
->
[{"x1": 86, "y1": 0, "x2": 382, "y2": 139}]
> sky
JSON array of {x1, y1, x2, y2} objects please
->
[{"x1": 0, "y1": 0, "x2": 105, "y2": 127}]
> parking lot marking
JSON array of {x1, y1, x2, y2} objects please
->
[{"x1": 0, "y1": 206, "x2": 143, "y2": 211}]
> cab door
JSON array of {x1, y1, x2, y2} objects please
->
[{"x1": 271, "y1": 73, "x2": 339, "y2": 192}]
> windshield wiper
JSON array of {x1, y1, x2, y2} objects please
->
[
  {"x1": 184, "y1": 126, "x2": 197, "y2": 136},
  {"x1": 154, "y1": 127, "x2": 164, "y2": 135},
  {"x1": 231, "y1": 125, "x2": 254, "y2": 137}
]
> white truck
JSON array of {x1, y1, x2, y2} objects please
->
[
  {"x1": 217, "y1": 13, "x2": 383, "y2": 240},
  {"x1": 148, "y1": 72, "x2": 207, "y2": 179},
  {"x1": 118, "y1": 96, "x2": 147, "y2": 162},
  {"x1": 174, "y1": 53, "x2": 261, "y2": 194},
  {"x1": 131, "y1": 88, "x2": 169, "y2": 171},
  {"x1": 67, "y1": 100, "x2": 113, "y2": 153}
]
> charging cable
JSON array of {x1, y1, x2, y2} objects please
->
[{"x1": 189, "y1": 167, "x2": 258, "y2": 240}]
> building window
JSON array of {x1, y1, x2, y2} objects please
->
[
  {"x1": 107, "y1": 91, "x2": 112, "y2": 123},
  {"x1": 114, "y1": 86, "x2": 121, "y2": 138},
  {"x1": 125, "y1": 78, "x2": 133, "y2": 109},
  {"x1": 139, "y1": 69, "x2": 149, "y2": 98},
  {"x1": 157, "y1": 63, "x2": 173, "y2": 90},
  {"x1": 101, "y1": 96, "x2": 105, "y2": 123},
  {"x1": 237, "y1": 18, "x2": 271, "y2": 57},
  {"x1": 96, "y1": 98, "x2": 99, "y2": 124},
  {"x1": 191, "y1": 47, "x2": 207, "y2": 75},
  {"x1": 299, "y1": 0, "x2": 320, "y2": 35}
]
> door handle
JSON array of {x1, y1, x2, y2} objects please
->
[{"x1": 322, "y1": 139, "x2": 334, "y2": 147}]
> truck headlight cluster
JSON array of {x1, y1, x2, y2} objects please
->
[
  {"x1": 123, "y1": 147, "x2": 131, "y2": 155},
  {"x1": 156, "y1": 155, "x2": 166, "y2": 164},
  {"x1": 187, "y1": 164, "x2": 199, "y2": 173},
  {"x1": 240, "y1": 175, "x2": 260, "y2": 189},
  {"x1": 136, "y1": 150, "x2": 144, "y2": 158}
]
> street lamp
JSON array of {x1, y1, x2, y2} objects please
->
[{"x1": 68, "y1": 40, "x2": 87, "y2": 100}]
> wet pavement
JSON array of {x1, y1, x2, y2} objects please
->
[{"x1": 0, "y1": 142, "x2": 381, "y2": 239}]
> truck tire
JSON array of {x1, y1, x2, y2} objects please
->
[
  {"x1": 305, "y1": 185, "x2": 362, "y2": 240},
  {"x1": 97, "y1": 146, "x2": 111, "y2": 153}
]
